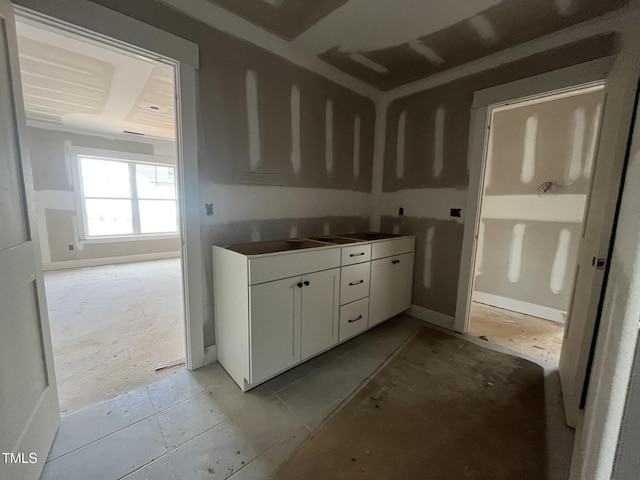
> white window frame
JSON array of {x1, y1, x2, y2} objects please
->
[{"x1": 71, "y1": 147, "x2": 180, "y2": 243}]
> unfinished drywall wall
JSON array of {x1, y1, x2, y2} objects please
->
[
  {"x1": 473, "y1": 89, "x2": 605, "y2": 321},
  {"x1": 317, "y1": 0, "x2": 627, "y2": 90},
  {"x1": 27, "y1": 126, "x2": 180, "y2": 266},
  {"x1": 381, "y1": 216, "x2": 463, "y2": 316},
  {"x1": 379, "y1": 35, "x2": 619, "y2": 319},
  {"x1": 15, "y1": 0, "x2": 378, "y2": 347}
]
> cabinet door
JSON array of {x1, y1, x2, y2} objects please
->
[
  {"x1": 369, "y1": 252, "x2": 414, "y2": 327},
  {"x1": 300, "y1": 268, "x2": 340, "y2": 360},
  {"x1": 250, "y1": 276, "x2": 301, "y2": 384}
]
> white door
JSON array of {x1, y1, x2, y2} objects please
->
[
  {"x1": 300, "y1": 268, "x2": 340, "y2": 360},
  {"x1": 0, "y1": 1, "x2": 60, "y2": 478},
  {"x1": 249, "y1": 276, "x2": 301, "y2": 384}
]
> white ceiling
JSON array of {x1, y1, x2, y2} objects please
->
[
  {"x1": 15, "y1": 21, "x2": 176, "y2": 140},
  {"x1": 294, "y1": 0, "x2": 503, "y2": 54}
]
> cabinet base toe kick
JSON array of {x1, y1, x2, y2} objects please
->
[{"x1": 213, "y1": 235, "x2": 415, "y2": 391}]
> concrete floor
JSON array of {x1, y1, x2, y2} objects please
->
[
  {"x1": 469, "y1": 301, "x2": 565, "y2": 365},
  {"x1": 41, "y1": 315, "x2": 424, "y2": 479},
  {"x1": 40, "y1": 314, "x2": 573, "y2": 480},
  {"x1": 44, "y1": 259, "x2": 185, "y2": 416}
]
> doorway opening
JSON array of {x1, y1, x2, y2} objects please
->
[
  {"x1": 467, "y1": 84, "x2": 605, "y2": 366},
  {"x1": 14, "y1": 15, "x2": 187, "y2": 415}
]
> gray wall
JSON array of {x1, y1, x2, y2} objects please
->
[
  {"x1": 382, "y1": 34, "x2": 619, "y2": 317},
  {"x1": 474, "y1": 90, "x2": 605, "y2": 314},
  {"x1": 27, "y1": 126, "x2": 181, "y2": 264},
  {"x1": 15, "y1": 0, "x2": 378, "y2": 347}
]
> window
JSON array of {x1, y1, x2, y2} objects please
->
[{"x1": 77, "y1": 155, "x2": 178, "y2": 239}]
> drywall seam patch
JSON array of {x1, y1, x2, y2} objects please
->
[
  {"x1": 353, "y1": 115, "x2": 361, "y2": 179},
  {"x1": 468, "y1": 14, "x2": 498, "y2": 44},
  {"x1": 396, "y1": 110, "x2": 406, "y2": 179},
  {"x1": 554, "y1": 0, "x2": 576, "y2": 17},
  {"x1": 325, "y1": 99, "x2": 334, "y2": 174},
  {"x1": 348, "y1": 52, "x2": 388, "y2": 74},
  {"x1": 567, "y1": 106, "x2": 586, "y2": 185},
  {"x1": 521, "y1": 115, "x2": 538, "y2": 184},
  {"x1": 251, "y1": 223, "x2": 261, "y2": 242},
  {"x1": 434, "y1": 106, "x2": 445, "y2": 178},
  {"x1": 507, "y1": 223, "x2": 526, "y2": 283},
  {"x1": 423, "y1": 226, "x2": 435, "y2": 289},
  {"x1": 290, "y1": 85, "x2": 301, "y2": 175},
  {"x1": 245, "y1": 70, "x2": 261, "y2": 171},
  {"x1": 550, "y1": 228, "x2": 572, "y2": 293},
  {"x1": 408, "y1": 40, "x2": 444, "y2": 65},
  {"x1": 481, "y1": 194, "x2": 587, "y2": 222}
]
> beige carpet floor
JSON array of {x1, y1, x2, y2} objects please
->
[{"x1": 274, "y1": 327, "x2": 546, "y2": 480}]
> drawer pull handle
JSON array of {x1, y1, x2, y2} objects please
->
[
  {"x1": 349, "y1": 252, "x2": 365, "y2": 257},
  {"x1": 303, "y1": 281, "x2": 310, "y2": 286},
  {"x1": 349, "y1": 280, "x2": 364, "y2": 286},
  {"x1": 392, "y1": 259, "x2": 400, "y2": 264},
  {"x1": 297, "y1": 282, "x2": 303, "y2": 288},
  {"x1": 348, "y1": 315, "x2": 363, "y2": 323}
]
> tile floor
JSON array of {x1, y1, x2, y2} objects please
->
[
  {"x1": 44, "y1": 259, "x2": 185, "y2": 415},
  {"x1": 41, "y1": 315, "x2": 424, "y2": 480},
  {"x1": 469, "y1": 301, "x2": 565, "y2": 365}
]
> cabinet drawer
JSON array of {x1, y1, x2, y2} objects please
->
[
  {"x1": 341, "y1": 244, "x2": 371, "y2": 266},
  {"x1": 339, "y1": 298, "x2": 369, "y2": 342},
  {"x1": 340, "y1": 262, "x2": 370, "y2": 305},
  {"x1": 371, "y1": 237, "x2": 414, "y2": 260},
  {"x1": 248, "y1": 248, "x2": 340, "y2": 285}
]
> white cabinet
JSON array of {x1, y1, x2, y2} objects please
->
[
  {"x1": 369, "y1": 252, "x2": 414, "y2": 328},
  {"x1": 300, "y1": 269, "x2": 340, "y2": 360},
  {"x1": 213, "y1": 234, "x2": 414, "y2": 391},
  {"x1": 249, "y1": 276, "x2": 301, "y2": 384},
  {"x1": 249, "y1": 268, "x2": 340, "y2": 383}
]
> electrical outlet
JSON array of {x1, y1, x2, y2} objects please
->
[
  {"x1": 450, "y1": 208, "x2": 461, "y2": 218},
  {"x1": 68, "y1": 244, "x2": 74, "y2": 251},
  {"x1": 205, "y1": 203, "x2": 214, "y2": 216},
  {"x1": 398, "y1": 207, "x2": 404, "y2": 216}
]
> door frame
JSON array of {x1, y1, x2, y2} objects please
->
[
  {"x1": 13, "y1": 5, "x2": 207, "y2": 370},
  {"x1": 454, "y1": 56, "x2": 615, "y2": 334}
]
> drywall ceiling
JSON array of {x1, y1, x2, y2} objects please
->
[
  {"x1": 199, "y1": 0, "x2": 628, "y2": 90},
  {"x1": 15, "y1": 21, "x2": 176, "y2": 140}
]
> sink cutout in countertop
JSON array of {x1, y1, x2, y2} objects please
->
[
  {"x1": 226, "y1": 239, "x2": 326, "y2": 255},
  {"x1": 336, "y1": 232, "x2": 402, "y2": 241},
  {"x1": 308, "y1": 236, "x2": 363, "y2": 245}
]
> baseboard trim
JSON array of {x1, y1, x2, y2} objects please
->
[
  {"x1": 408, "y1": 304, "x2": 455, "y2": 330},
  {"x1": 43, "y1": 251, "x2": 180, "y2": 271},
  {"x1": 472, "y1": 291, "x2": 566, "y2": 323},
  {"x1": 203, "y1": 345, "x2": 217, "y2": 366}
]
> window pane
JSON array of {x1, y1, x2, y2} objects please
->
[
  {"x1": 85, "y1": 199, "x2": 133, "y2": 236},
  {"x1": 139, "y1": 200, "x2": 177, "y2": 234},
  {"x1": 80, "y1": 157, "x2": 131, "y2": 198},
  {"x1": 136, "y1": 164, "x2": 176, "y2": 200}
]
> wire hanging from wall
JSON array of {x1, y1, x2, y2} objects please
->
[{"x1": 537, "y1": 180, "x2": 558, "y2": 196}]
